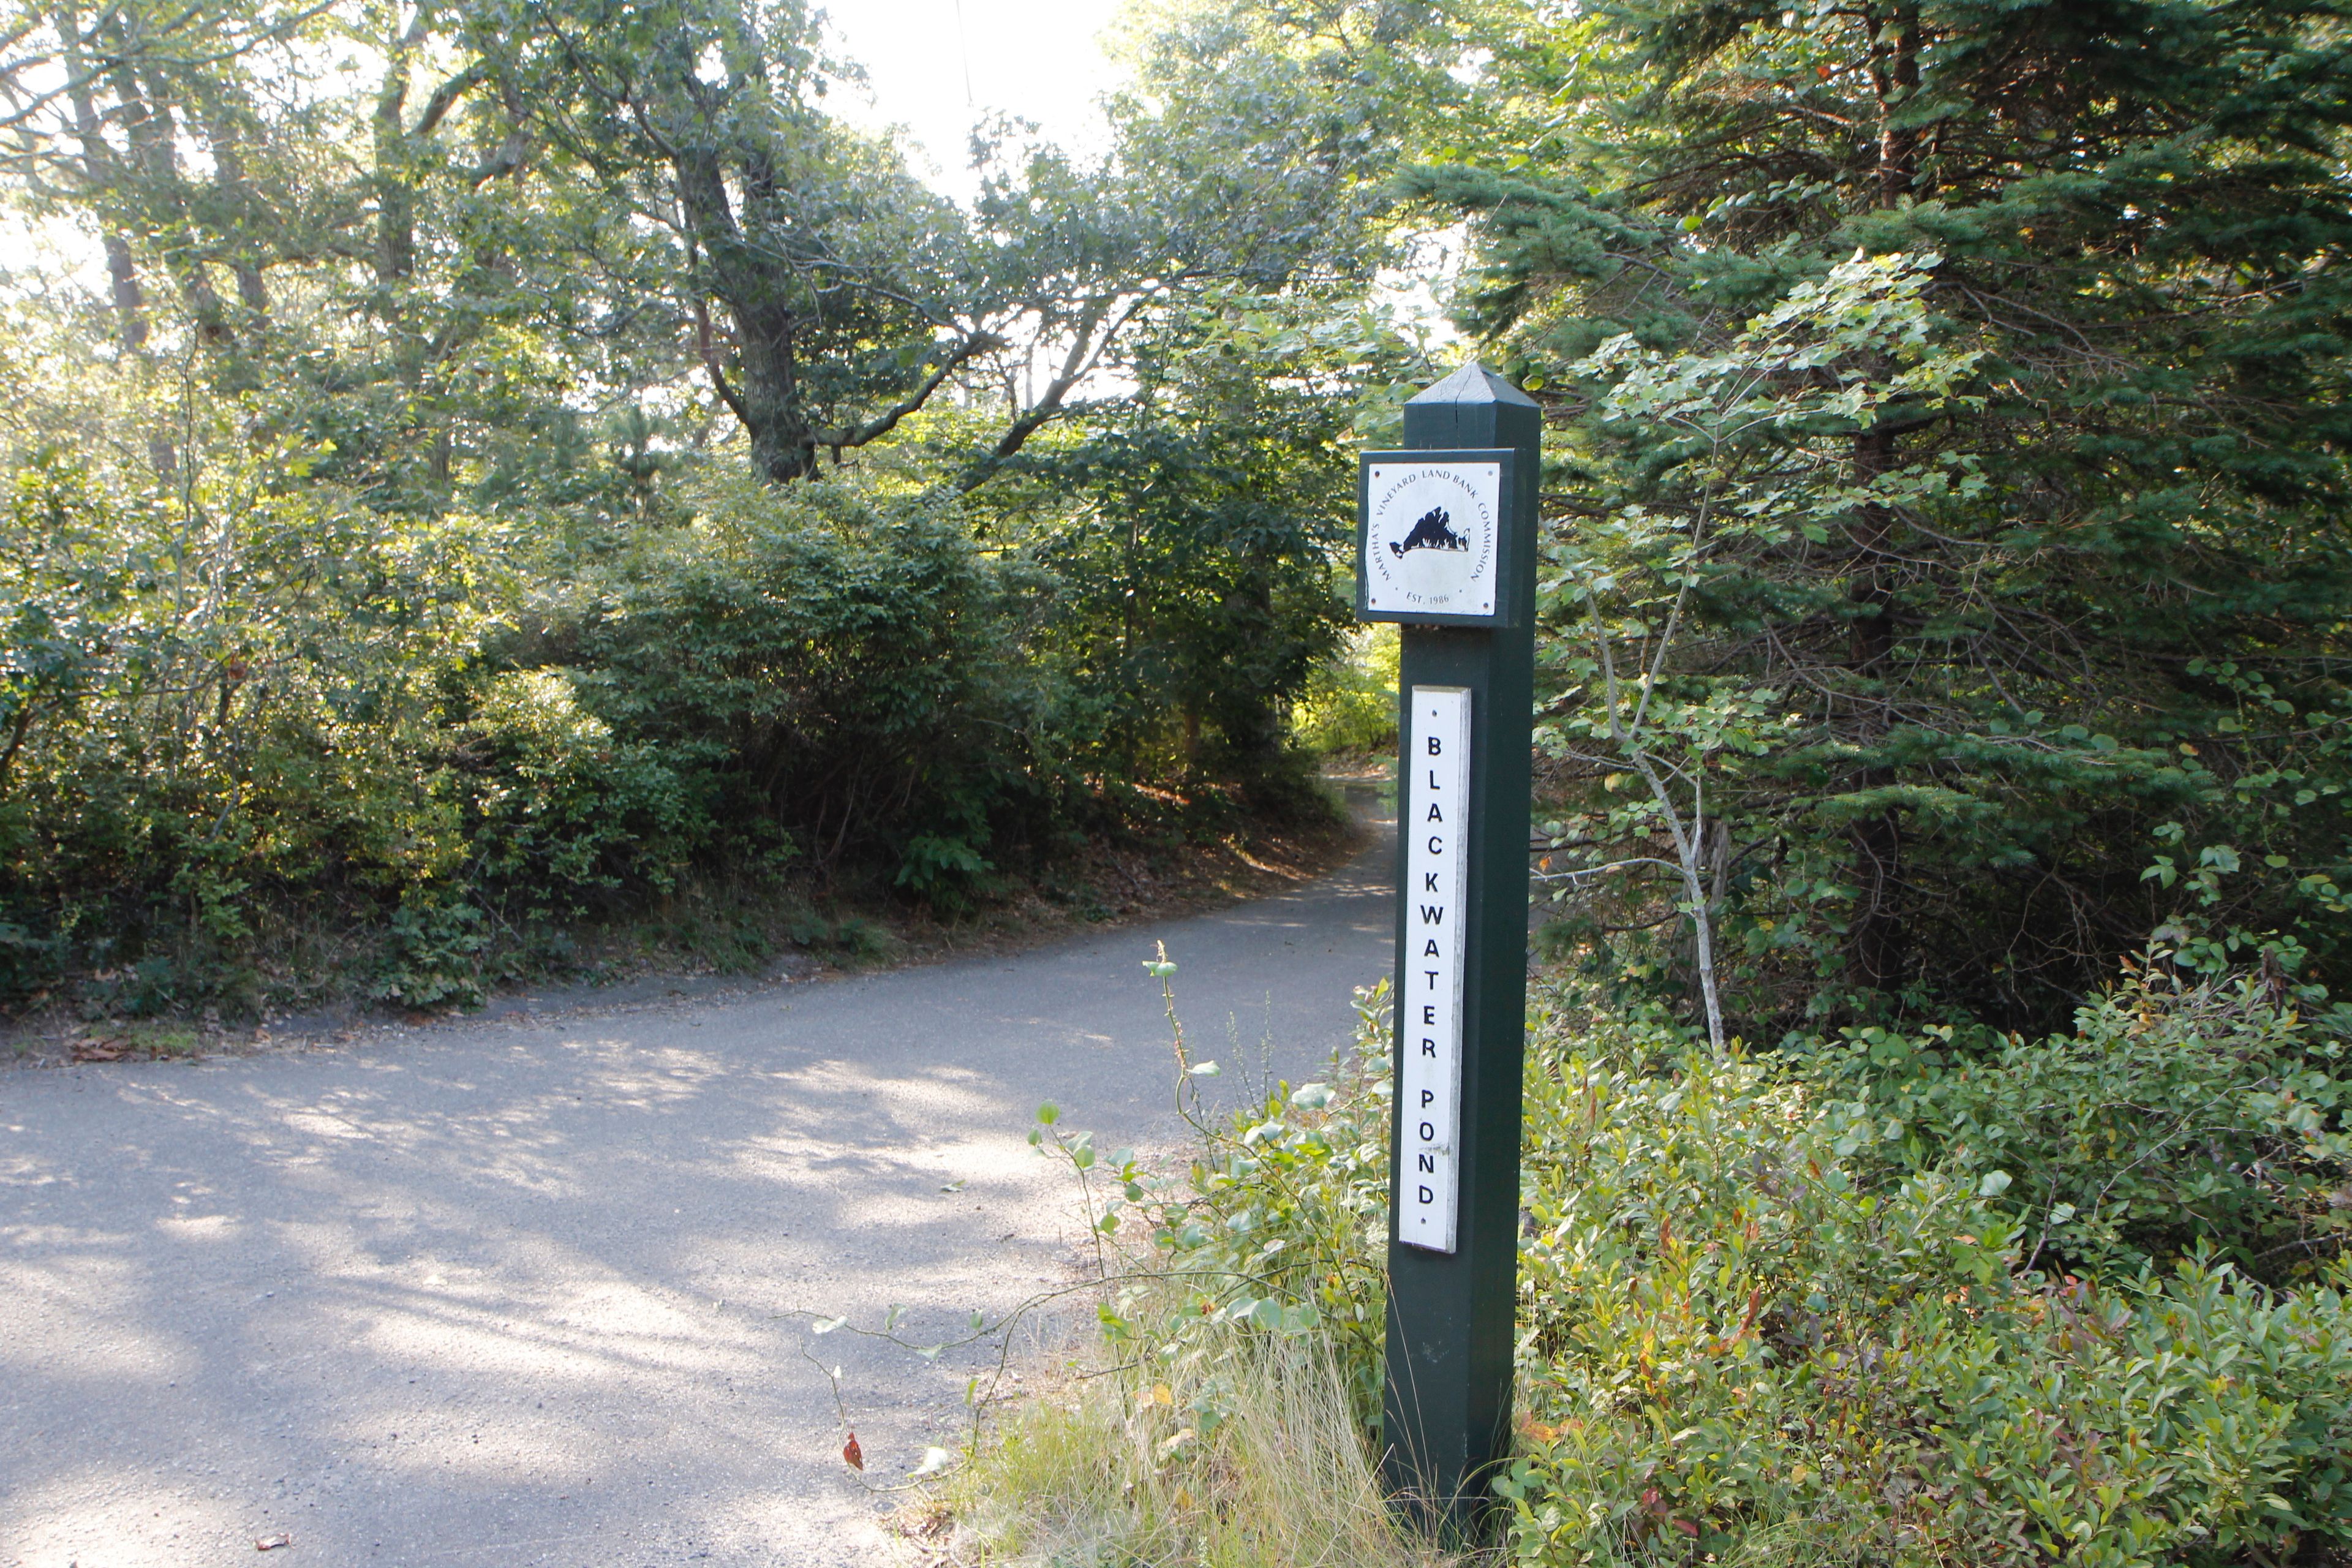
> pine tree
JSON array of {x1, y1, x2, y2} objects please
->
[{"x1": 1414, "y1": 0, "x2": 2352, "y2": 1027}]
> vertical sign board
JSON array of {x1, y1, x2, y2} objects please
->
[
  {"x1": 1357, "y1": 363, "x2": 1540, "y2": 1534},
  {"x1": 1398, "y1": 686, "x2": 1470, "y2": 1252}
]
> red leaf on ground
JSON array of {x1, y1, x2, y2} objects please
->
[{"x1": 842, "y1": 1431, "x2": 864, "y2": 1472}]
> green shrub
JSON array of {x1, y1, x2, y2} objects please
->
[
  {"x1": 0, "y1": 459, "x2": 1199, "y2": 1012},
  {"x1": 372, "y1": 894, "x2": 489, "y2": 1011},
  {"x1": 0, "y1": 454, "x2": 503, "y2": 1008},
  {"x1": 1115, "y1": 977, "x2": 1396, "y2": 1434},
  {"x1": 554, "y1": 477, "x2": 1069, "y2": 889},
  {"x1": 1503, "y1": 985, "x2": 2352, "y2": 1567},
  {"x1": 1801, "y1": 959, "x2": 2352, "y2": 1282},
  {"x1": 1066, "y1": 960, "x2": 2352, "y2": 1567},
  {"x1": 458, "y1": 667, "x2": 703, "y2": 912}
]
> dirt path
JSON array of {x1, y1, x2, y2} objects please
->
[{"x1": 0, "y1": 799, "x2": 1393, "y2": 1567}]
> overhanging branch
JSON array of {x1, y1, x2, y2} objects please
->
[
  {"x1": 817, "y1": 331, "x2": 1000, "y2": 453},
  {"x1": 954, "y1": 292, "x2": 1147, "y2": 493}
]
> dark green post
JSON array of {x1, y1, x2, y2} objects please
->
[{"x1": 1354, "y1": 363, "x2": 1538, "y2": 1529}]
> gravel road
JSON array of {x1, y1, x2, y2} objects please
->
[{"x1": 1, "y1": 802, "x2": 1393, "y2": 1567}]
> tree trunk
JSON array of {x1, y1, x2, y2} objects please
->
[
  {"x1": 194, "y1": 99, "x2": 271, "y2": 330},
  {"x1": 1846, "y1": 431, "x2": 1904, "y2": 992},
  {"x1": 673, "y1": 144, "x2": 814, "y2": 483},
  {"x1": 369, "y1": 20, "x2": 489, "y2": 489},
  {"x1": 372, "y1": 45, "x2": 421, "y2": 290},
  {"x1": 1841, "y1": 1, "x2": 1923, "y2": 995},
  {"x1": 1871, "y1": 2, "x2": 1921, "y2": 208},
  {"x1": 56, "y1": 2, "x2": 149, "y2": 353},
  {"x1": 124, "y1": 60, "x2": 239, "y2": 347}
]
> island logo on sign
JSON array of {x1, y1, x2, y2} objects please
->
[
  {"x1": 1389, "y1": 506, "x2": 1468, "y2": 558},
  {"x1": 1363, "y1": 461, "x2": 1500, "y2": 618}
]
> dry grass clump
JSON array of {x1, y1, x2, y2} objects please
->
[{"x1": 930, "y1": 1310, "x2": 1458, "y2": 1568}]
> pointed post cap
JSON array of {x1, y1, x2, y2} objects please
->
[{"x1": 1408, "y1": 361, "x2": 1538, "y2": 409}]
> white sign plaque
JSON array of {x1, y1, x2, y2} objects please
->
[
  {"x1": 1398, "y1": 685, "x2": 1471, "y2": 1253},
  {"x1": 1362, "y1": 461, "x2": 1502, "y2": 619}
]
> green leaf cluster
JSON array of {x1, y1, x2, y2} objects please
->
[{"x1": 1111, "y1": 981, "x2": 1400, "y2": 1437}]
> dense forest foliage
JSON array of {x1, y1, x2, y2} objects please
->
[
  {"x1": 1, "y1": 0, "x2": 2346, "y2": 1047},
  {"x1": 0, "y1": 0, "x2": 1434, "y2": 1014},
  {"x1": 1443, "y1": 0, "x2": 2352, "y2": 1039}
]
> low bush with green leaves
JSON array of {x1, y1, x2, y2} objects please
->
[
  {"x1": 1801, "y1": 957, "x2": 2352, "y2": 1283},
  {"x1": 0, "y1": 449, "x2": 1349, "y2": 1017},
  {"x1": 1504, "y1": 978, "x2": 2352, "y2": 1567},
  {"x1": 1107, "y1": 974, "x2": 1397, "y2": 1435},
  {"x1": 963, "y1": 958, "x2": 2352, "y2": 1567}
]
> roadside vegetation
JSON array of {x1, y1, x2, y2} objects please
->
[
  {"x1": 10, "y1": 0, "x2": 2352, "y2": 1558},
  {"x1": 945, "y1": 956, "x2": 2352, "y2": 1567},
  {"x1": 903, "y1": 0, "x2": 2352, "y2": 1561}
]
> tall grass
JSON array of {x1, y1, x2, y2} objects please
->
[
  {"x1": 936, "y1": 1301, "x2": 1455, "y2": 1568},
  {"x1": 928, "y1": 969, "x2": 1445, "y2": 1566}
]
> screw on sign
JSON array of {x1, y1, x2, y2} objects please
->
[{"x1": 1354, "y1": 363, "x2": 1539, "y2": 1535}]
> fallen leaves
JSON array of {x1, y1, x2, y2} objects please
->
[
  {"x1": 67, "y1": 1021, "x2": 207, "y2": 1061},
  {"x1": 254, "y1": 1533, "x2": 293, "y2": 1551}
]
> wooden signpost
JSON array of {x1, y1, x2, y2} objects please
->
[{"x1": 1355, "y1": 363, "x2": 1539, "y2": 1529}]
